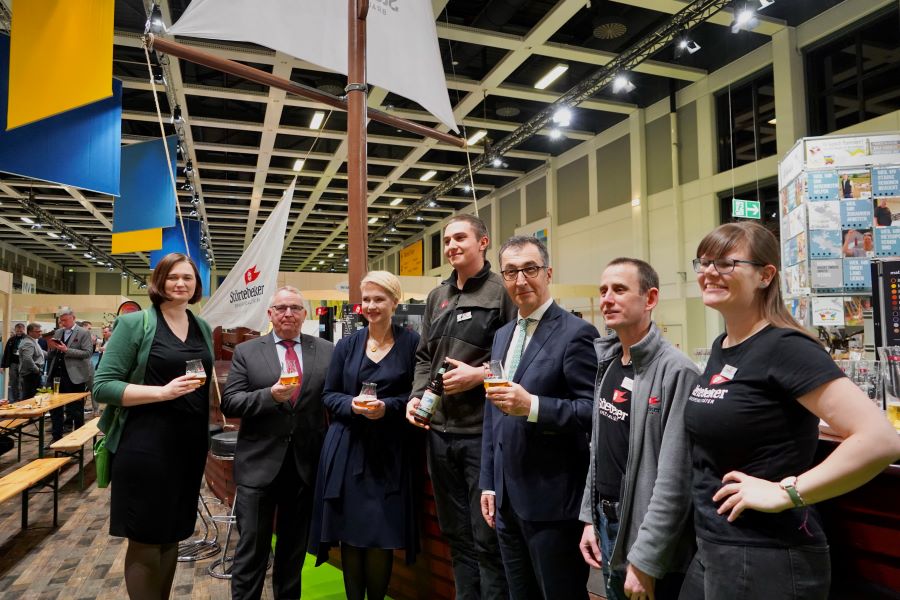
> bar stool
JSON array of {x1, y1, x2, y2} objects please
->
[
  {"x1": 177, "y1": 423, "x2": 225, "y2": 562},
  {"x1": 208, "y1": 430, "x2": 238, "y2": 579}
]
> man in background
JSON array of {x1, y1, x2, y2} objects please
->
[
  {"x1": 46, "y1": 307, "x2": 93, "y2": 442},
  {"x1": 2, "y1": 323, "x2": 26, "y2": 402},
  {"x1": 18, "y1": 323, "x2": 45, "y2": 400}
]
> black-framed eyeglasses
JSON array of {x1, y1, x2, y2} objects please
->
[
  {"x1": 271, "y1": 304, "x2": 305, "y2": 315},
  {"x1": 500, "y1": 265, "x2": 548, "y2": 281},
  {"x1": 692, "y1": 257, "x2": 765, "y2": 274}
]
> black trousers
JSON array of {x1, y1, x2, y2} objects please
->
[
  {"x1": 427, "y1": 430, "x2": 508, "y2": 600},
  {"x1": 231, "y1": 456, "x2": 313, "y2": 600},
  {"x1": 19, "y1": 371, "x2": 41, "y2": 402},
  {"x1": 49, "y1": 365, "x2": 85, "y2": 441},
  {"x1": 495, "y1": 500, "x2": 589, "y2": 600}
]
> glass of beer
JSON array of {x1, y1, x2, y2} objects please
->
[
  {"x1": 52, "y1": 377, "x2": 61, "y2": 396},
  {"x1": 185, "y1": 359, "x2": 207, "y2": 387},
  {"x1": 484, "y1": 360, "x2": 509, "y2": 390},
  {"x1": 354, "y1": 381, "x2": 377, "y2": 409},
  {"x1": 279, "y1": 361, "x2": 300, "y2": 386}
]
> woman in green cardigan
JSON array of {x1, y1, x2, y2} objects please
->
[{"x1": 94, "y1": 253, "x2": 213, "y2": 600}]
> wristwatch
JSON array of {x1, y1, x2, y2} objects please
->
[{"x1": 779, "y1": 476, "x2": 806, "y2": 508}]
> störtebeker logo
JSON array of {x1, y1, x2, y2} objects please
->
[{"x1": 244, "y1": 265, "x2": 261, "y2": 285}]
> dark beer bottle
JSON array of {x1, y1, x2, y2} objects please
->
[{"x1": 413, "y1": 361, "x2": 449, "y2": 426}]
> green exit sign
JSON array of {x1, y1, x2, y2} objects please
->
[{"x1": 732, "y1": 198, "x2": 761, "y2": 219}]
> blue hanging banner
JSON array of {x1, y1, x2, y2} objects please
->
[
  {"x1": 0, "y1": 35, "x2": 122, "y2": 195},
  {"x1": 114, "y1": 135, "x2": 178, "y2": 233},
  {"x1": 149, "y1": 219, "x2": 211, "y2": 297}
]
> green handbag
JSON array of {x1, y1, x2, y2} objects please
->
[{"x1": 94, "y1": 436, "x2": 111, "y2": 488}]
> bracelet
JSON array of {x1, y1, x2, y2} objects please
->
[{"x1": 779, "y1": 476, "x2": 806, "y2": 508}]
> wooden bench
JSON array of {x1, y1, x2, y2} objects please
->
[
  {"x1": 50, "y1": 417, "x2": 100, "y2": 490},
  {"x1": 0, "y1": 457, "x2": 70, "y2": 528},
  {"x1": 0, "y1": 418, "x2": 30, "y2": 462}
]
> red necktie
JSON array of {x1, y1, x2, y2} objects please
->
[{"x1": 279, "y1": 340, "x2": 303, "y2": 405}]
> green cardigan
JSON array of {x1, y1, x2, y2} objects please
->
[{"x1": 94, "y1": 307, "x2": 214, "y2": 453}]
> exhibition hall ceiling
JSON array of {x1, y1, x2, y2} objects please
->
[{"x1": 0, "y1": 0, "x2": 846, "y2": 274}]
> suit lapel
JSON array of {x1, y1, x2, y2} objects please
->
[
  {"x1": 262, "y1": 334, "x2": 282, "y2": 384},
  {"x1": 512, "y1": 303, "x2": 560, "y2": 382}
]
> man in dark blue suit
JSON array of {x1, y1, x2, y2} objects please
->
[{"x1": 479, "y1": 235, "x2": 599, "y2": 600}]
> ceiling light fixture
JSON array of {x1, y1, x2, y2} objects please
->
[
  {"x1": 20, "y1": 216, "x2": 34, "y2": 224},
  {"x1": 309, "y1": 111, "x2": 326, "y2": 129},
  {"x1": 491, "y1": 157, "x2": 503, "y2": 168},
  {"x1": 368, "y1": 216, "x2": 379, "y2": 224},
  {"x1": 419, "y1": 170, "x2": 437, "y2": 182},
  {"x1": 767, "y1": 117, "x2": 777, "y2": 125},
  {"x1": 676, "y1": 38, "x2": 701, "y2": 56},
  {"x1": 390, "y1": 197, "x2": 403, "y2": 206},
  {"x1": 47, "y1": 232, "x2": 59, "y2": 238},
  {"x1": 534, "y1": 63, "x2": 568, "y2": 90},
  {"x1": 549, "y1": 128, "x2": 563, "y2": 140},
  {"x1": 171, "y1": 105, "x2": 183, "y2": 125},
  {"x1": 293, "y1": 159, "x2": 305, "y2": 172},
  {"x1": 730, "y1": 5, "x2": 758, "y2": 33},
  {"x1": 466, "y1": 130, "x2": 488, "y2": 146},
  {"x1": 758, "y1": 0, "x2": 774, "y2": 8},
  {"x1": 338, "y1": 243, "x2": 346, "y2": 249},
  {"x1": 552, "y1": 107, "x2": 572, "y2": 127},
  {"x1": 184, "y1": 160, "x2": 193, "y2": 175},
  {"x1": 612, "y1": 74, "x2": 636, "y2": 94},
  {"x1": 462, "y1": 184, "x2": 472, "y2": 193}
]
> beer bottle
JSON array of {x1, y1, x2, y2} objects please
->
[{"x1": 413, "y1": 361, "x2": 449, "y2": 426}]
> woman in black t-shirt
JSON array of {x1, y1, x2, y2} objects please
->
[{"x1": 680, "y1": 222, "x2": 900, "y2": 600}]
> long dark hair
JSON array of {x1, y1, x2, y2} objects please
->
[{"x1": 696, "y1": 222, "x2": 811, "y2": 337}]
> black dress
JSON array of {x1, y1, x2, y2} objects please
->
[
  {"x1": 309, "y1": 325, "x2": 420, "y2": 564},
  {"x1": 109, "y1": 307, "x2": 212, "y2": 544}
]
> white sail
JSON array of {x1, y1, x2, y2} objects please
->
[
  {"x1": 199, "y1": 179, "x2": 295, "y2": 332},
  {"x1": 169, "y1": 0, "x2": 458, "y2": 133}
]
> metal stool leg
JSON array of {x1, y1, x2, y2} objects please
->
[
  {"x1": 208, "y1": 492, "x2": 238, "y2": 579},
  {"x1": 178, "y1": 494, "x2": 222, "y2": 562}
]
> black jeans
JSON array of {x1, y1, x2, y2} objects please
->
[
  {"x1": 679, "y1": 537, "x2": 830, "y2": 600},
  {"x1": 427, "y1": 430, "x2": 508, "y2": 600}
]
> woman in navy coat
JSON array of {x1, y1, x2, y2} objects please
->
[{"x1": 309, "y1": 271, "x2": 420, "y2": 600}]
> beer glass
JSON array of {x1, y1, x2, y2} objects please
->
[
  {"x1": 279, "y1": 360, "x2": 299, "y2": 386},
  {"x1": 483, "y1": 360, "x2": 509, "y2": 390},
  {"x1": 354, "y1": 381, "x2": 378, "y2": 409},
  {"x1": 52, "y1": 377, "x2": 61, "y2": 396},
  {"x1": 185, "y1": 359, "x2": 207, "y2": 387},
  {"x1": 878, "y1": 348, "x2": 900, "y2": 431}
]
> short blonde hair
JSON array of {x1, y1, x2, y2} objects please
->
[{"x1": 361, "y1": 271, "x2": 402, "y2": 303}]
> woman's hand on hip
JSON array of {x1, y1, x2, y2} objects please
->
[{"x1": 714, "y1": 471, "x2": 793, "y2": 522}]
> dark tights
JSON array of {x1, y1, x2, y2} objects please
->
[
  {"x1": 123, "y1": 540, "x2": 179, "y2": 600},
  {"x1": 341, "y1": 544, "x2": 394, "y2": 600}
]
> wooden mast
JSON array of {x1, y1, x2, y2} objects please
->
[{"x1": 346, "y1": 0, "x2": 368, "y2": 305}]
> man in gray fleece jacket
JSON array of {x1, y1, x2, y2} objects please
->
[{"x1": 579, "y1": 258, "x2": 698, "y2": 600}]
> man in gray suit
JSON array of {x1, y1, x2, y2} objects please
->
[
  {"x1": 46, "y1": 307, "x2": 93, "y2": 442},
  {"x1": 222, "y1": 285, "x2": 334, "y2": 600},
  {"x1": 18, "y1": 323, "x2": 46, "y2": 400}
]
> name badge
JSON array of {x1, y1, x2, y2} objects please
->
[
  {"x1": 621, "y1": 377, "x2": 633, "y2": 391},
  {"x1": 720, "y1": 364, "x2": 738, "y2": 379},
  {"x1": 457, "y1": 311, "x2": 472, "y2": 322}
]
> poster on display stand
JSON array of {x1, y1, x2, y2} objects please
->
[{"x1": 778, "y1": 132, "x2": 900, "y2": 356}]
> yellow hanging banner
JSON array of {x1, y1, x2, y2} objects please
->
[
  {"x1": 7, "y1": 0, "x2": 115, "y2": 130},
  {"x1": 111, "y1": 228, "x2": 163, "y2": 254}
]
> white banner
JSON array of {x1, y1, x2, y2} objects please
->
[
  {"x1": 169, "y1": 0, "x2": 458, "y2": 133},
  {"x1": 200, "y1": 179, "x2": 295, "y2": 331},
  {"x1": 20, "y1": 275, "x2": 36, "y2": 294}
]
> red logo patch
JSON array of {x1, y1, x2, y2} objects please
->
[
  {"x1": 709, "y1": 374, "x2": 730, "y2": 386},
  {"x1": 648, "y1": 397, "x2": 660, "y2": 405},
  {"x1": 244, "y1": 265, "x2": 261, "y2": 285},
  {"x1": 612, "y1": 389, "x2": 629, "y2": 404},
  {"x1": 440, "y1": 299, "x2": 449, "y2": 309}
]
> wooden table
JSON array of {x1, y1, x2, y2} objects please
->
[{"x1": 0, "y1": 392, "x2": 91, "y2": 458}]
